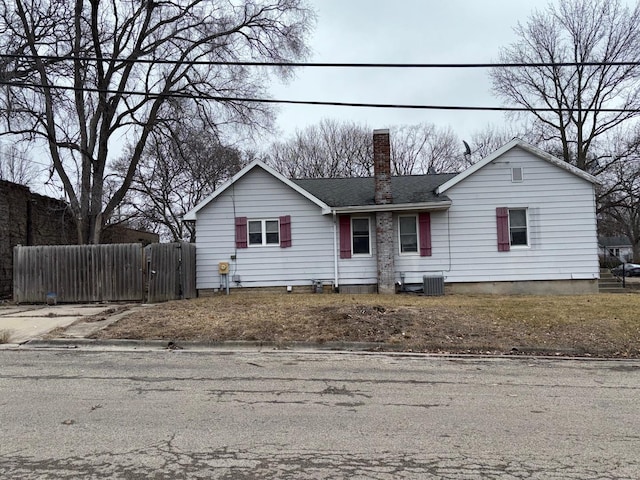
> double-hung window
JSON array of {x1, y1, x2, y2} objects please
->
[
  {"x1": 399, "y1": 215, "x2": 418, "y2": 254},
  {"x1": 352, "y1": 217, "x2": 370, "y2": 255},
  {"x1": 248, "y1": 219, "x2": 280, "y2": 246},
  {"x1": 497, "y1": 207, "x2": 528, "y2": 251},
  {"x1": 508, "y1": 208, "x2": 528, "y2": 247},
  {"x1": 398, "y1": 213, "x2": 432, "y2": 256}
]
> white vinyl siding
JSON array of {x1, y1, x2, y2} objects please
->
[
  {"x1": 394, "y1": 211, "x2": 449, "y2": 284},
  {"x1": 442, "y1": 146, "x2": 598, "y2": 283},
  {"x1": 194, "y1": 167, "x2": 334, "y2": 288},
  {"x1": 338, "y1": 214, "x2": 377, "y2": 285}
]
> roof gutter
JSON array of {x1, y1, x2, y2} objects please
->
[{"x1": 328, "y1": 201, "x2": 452, "y2": 215}]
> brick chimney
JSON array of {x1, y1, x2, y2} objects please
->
[
  {"x1": 373, "y1": 129, "x2": 392, "y2": 205},
  {"x1": 373, "y1": 129, "x2": 395, "y2": 294}
]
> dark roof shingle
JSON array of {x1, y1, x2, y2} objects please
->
[
  {"x1": 599, "y1": 236, "x2": 632, "y2": 247},
  {"x1": 292, "y1": 174, "x2": 456, "y2": 207}
]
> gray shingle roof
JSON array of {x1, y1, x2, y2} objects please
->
[
  {"x1": 599, "y1": 236, "x2": 632, "y2": 247},
  {"x1": 292, "y1": 174, "x2": 456, "y2": 208}
]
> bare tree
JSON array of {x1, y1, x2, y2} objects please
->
[
  {"x1": 0, "y1": 0, "x2": 314, "y2": 243},
  {"x1": 390, "y1": 123, "x2": 464, "y2": 174},
  {"x1": 465, "y1": 122, "x2": 547, "y2": 161},
  {"x1": 266, "y1": 120, "x2": 467, "y2": 178},
  {"x1": 598, "y1": 156, "x2": 640, "y2": 262},
  {"x1": 266, "y1": 119, "x2": 371, "y2": 178},
  {"x1": 116, "y1": 109, "x2": 244, "y2": 242},
  {"x1": 595, "y1": 126, "x2": 640, "y2": 261},
  {"x1": 490, "y1": 0, "x2": 640, "y2": 172},
  {"x1": 0, "y1": 143, "x2": 40, "y2": 186}
]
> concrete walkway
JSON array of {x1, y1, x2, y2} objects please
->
[{"x1": 0, "y1": 304, "x2": 136, "y2": 344}]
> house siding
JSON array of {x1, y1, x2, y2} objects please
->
[
  {"x1": 194, "y1": 167, "x2": 335, "y2": 289},
  {"x1": 379, "y1": 147, "x2": 598, "y2": 286},
  {"x1": 337, "y1": 210, "x2": 454, "y2": 286},
  {"x1": 442, "y1": 147, "x2": 598, "y2": 283},
  {"x1": 337, "y1": 213, "x2": 378, "y2": 285},
  {"x1": 393, "y1": 210, "x2": 450, "y2": 284}
]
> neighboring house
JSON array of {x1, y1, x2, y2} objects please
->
[
  {"x1": 184, "y1": 130, "x2": 600, "y2": 295},
  {"x1": 598, "y1": 236, "x2": 633, "y2": 263}
]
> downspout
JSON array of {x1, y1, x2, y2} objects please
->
[{"x1": 333, "y1": 210, "x2": 339, "y2": 290}]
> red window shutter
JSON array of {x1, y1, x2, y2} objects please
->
[
  {"x1": 496, "y1": 207, "x2": 510, "y2": 252},
  {"x1": 339, "y1": 215, "x2": 351, "y2": 259},
  {"x1": 235, "y1": 217, "x2": 248, "y2": 248},
  {"x1": 419, "y1": 212, "x2": 432, "y2": 257},
  {"x1": 279, "y1": 215, "x2": 291, "y2": 248}
]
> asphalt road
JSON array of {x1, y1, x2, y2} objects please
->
[{"x1": 0, "y1": 348, "x2": 639, "y2": 479}]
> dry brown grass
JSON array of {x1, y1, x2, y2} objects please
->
[{"x1": 92, "y1": 293, "x2": 640, "y2": 357}]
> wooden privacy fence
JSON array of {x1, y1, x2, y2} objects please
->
[{"x1": 13, "y1": 242, "x2": 196, "y2": 304}]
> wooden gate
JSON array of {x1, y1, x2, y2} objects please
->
[{"x1": 146, "y1": 242, "x2": 197, "y2": 303}]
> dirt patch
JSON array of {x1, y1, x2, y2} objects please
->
[{"x1": 90, "y1": 293, "x2": 640, "y2": 357}]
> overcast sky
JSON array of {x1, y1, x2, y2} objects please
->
[{"x1": 268, "y1": 0, "x2": 543, "y2": 142}]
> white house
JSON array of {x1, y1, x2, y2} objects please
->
[
  {"x1": 598, "y1": 236, "x2": 633, "y2": 263},
  {"x1": 184, "y1": 130, "x2": 600, "y2": 295}
]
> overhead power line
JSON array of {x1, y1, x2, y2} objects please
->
[
  {"x1": 0, "y1": 79, "x2": 636, "y2": 113},
  {"x1": 1, "y1": 53, "x2": 639, "y2": 68}
]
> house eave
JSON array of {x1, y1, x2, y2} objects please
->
[{"x1": 329, "y1": 201, "x2": 451, "y2": 214}]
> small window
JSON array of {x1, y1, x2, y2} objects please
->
[
  {"x1": 511, "y1": 167, "x2": 523, "y2": 182},
  {"x1": 352, "y1": 217, "x2": 370, "y2": 255},
  {"x1": 509, "y1": 209, "x2": 528, "y2": 246},
  {"x1": 399, "y1": 216, "x2": 418, "y2": 253},
  {"x1": 248, "y1": 219, "x2": 280, "y2": 246}
]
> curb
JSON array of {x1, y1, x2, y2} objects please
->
[
  {"x1": 3, "y1": 338, "x2": 638, "y2": 361},
  {"x1": 17, "y1": 338, "x2": 404, "y2": 351}
]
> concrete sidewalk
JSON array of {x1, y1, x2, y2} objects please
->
[{"x1": 0, "y1": 304, "x2": 136, "y2": 344}]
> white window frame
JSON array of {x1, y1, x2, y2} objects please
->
[
  {"x1": 351, "y1": 217, "x2": 371, "y2": 256},
  {"x1": 398, "y1": 215, "x2": 419, "y2": 255},
  {"x1": 248, "y1": 218, "x2": 280, "y2": 246},
  {"x1": 508, "y1": 208, "x2": 529, "y2": 248}
]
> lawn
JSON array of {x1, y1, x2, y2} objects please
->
[{"x1": 91, "y1": 293, "x2": 640, "y2": 357}]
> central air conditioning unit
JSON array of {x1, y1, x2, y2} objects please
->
[{"x1": 423, "y1": 275, "x2": 444, "y2": 296}]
